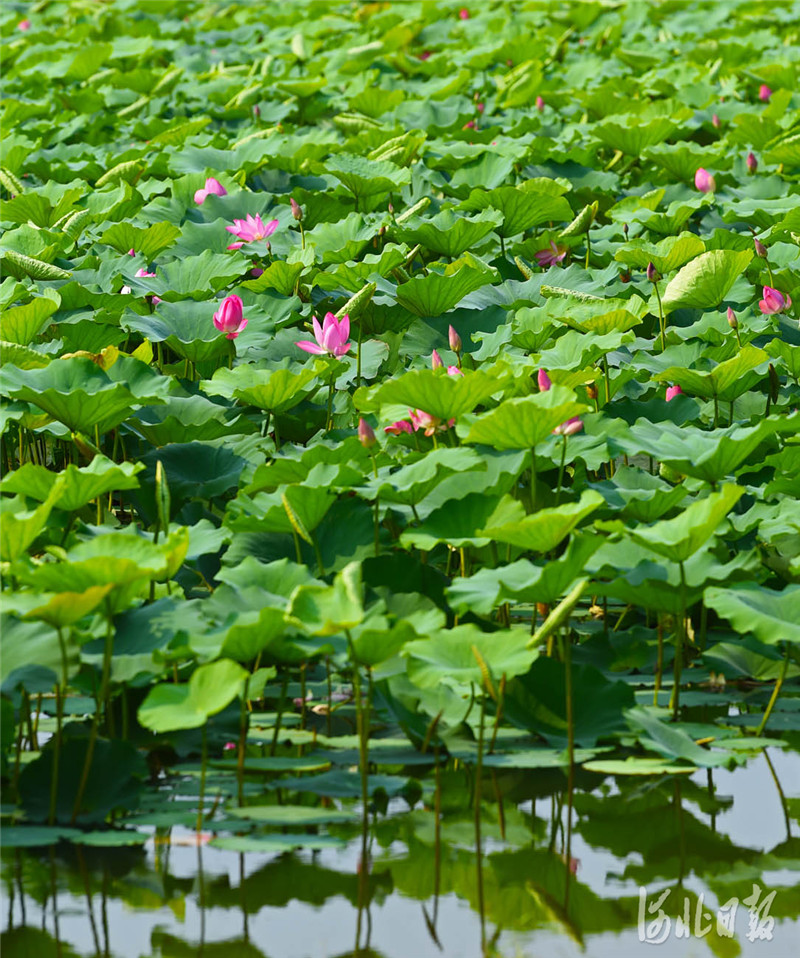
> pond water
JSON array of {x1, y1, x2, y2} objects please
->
[{"x1": 3, "y1": 749, "x2": 798, "y2": 958}]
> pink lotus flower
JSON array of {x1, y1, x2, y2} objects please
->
[
  {"x1": 194, "y1": 177, "x2": 227, "y2": 205},
  {"x1": 223, "y1": 742, "x2": 236, "y2": 751},
  {"x1": 213, "y1": 294, "x2": 248, "y2": 339},
  {"x1": 534, "y1": 241, "x2": 567, "y2": 267},
  {"x1": 694, "y1": 168, "x2": 716, "y2": 193},
  {"x1": 358, "y1": 417, "x2": 376, "y2": 448},
  {"x1": 18, "y1": 19, "x2": 30, "y2": 31},
  {"x1": 225, "y1": 214, "x2": 279, "y2": 244},
  {"x1": 419, "y1": 50, "x2": 431, "y2": 60},
  {"x1": 759, "y1": 286, "x2": 792, "y2": 315},
  {"x1": 759, "y1": 84, "x2": 772, "y2": 102},
  {"x1": 666, "y1": 385, "x2": 683, "y2": 402},
  {"x1": 128, "y1": 248, "x2": 136, "y2": 256},
  {"x1": 476, "y1": 102, "x2": 484, "y2": 114},
  {"x1": 449, "y1": 325, "x2": 462, "y2": 352},
  {"x1": 135, "y1": 268, "x2": 156, "y2": 278},
  {"x1": 447, "y1": 365, "x2": 463, "y2": 376},
  {"x1": 711, "y1": 113, "x2": 720, "y2": 129},
  {"x1": 535, "y1": 95, "x2": 545, "y2": 113},
  {"x1": 432, "y1": 349, "x2": 443, "y2": 369},
  {"x1": 385, "y1": 420, "x2": 414, "y2": 435},
  {"x1": 746, "y1": 152, "x2": 758, "y2": 173},
  {"x1": 463, "y1": 120, "x2": 476, "y2": 130},
  {"x1": 538, "y1": 368, "x2": 552, "y2": 392},
  {"x1": 410, "y1": 409, "x2": 454, "y2": 436},
  {"x1": 296, "y1": 312, "x2": 351, "y2": 357},
  {"x1": 250, "y1": 266, "x2": 264, "y2": 278},
  {"x1": 459, "y1": 8, "x2": 470, "y2": 18},
  {"x1": 553, "y1": 416, "x2": 583, "y2": 436}
]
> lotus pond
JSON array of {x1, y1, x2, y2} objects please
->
[{"x1": 1, "y1": 1, "x2": 799, "y2": 955}]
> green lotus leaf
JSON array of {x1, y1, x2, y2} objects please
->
[
  {"x1": 287, "y1": 561, "x2": 364, "y2": 636},
  {"x1": 463, "y1": 385, "x2": 589, "y2": 450},
  {"x1": 484, "y1": 490, "x2": 605, "y2": 554},
  {"x1": 620, "y1": 485, "x2": 744, "y2": 564},
  {"x1": 0, "y1": 289, "x2": 60, "y2": 345},
  {"x1": 101, "y1": 222, "x2": 181, "y2": 260},
  {"x1": 396, "y1": 255, "x2": 497, "y2": 317},
  {"x1": 404, "y1": 625, "x2": 537, "y2": 690},
  {"x1": 241, "y1": 260, "x2": 305, "y2": 296},
  {"x1": 363, "y1": 447, "x2": 484, "y2": 506},
  {"x1": 1, "y1": 455, "x2": 144, "y2": 512},
  {"x1": 661, "y1": 250, "x2": 753, "y2": 312},
  {"x1": 0, "y1": 478, "x2": 65, "y2": 562},
  {"x1": 361, "y1": 368, "x2": 506, "y2": 422},
  {"x1": 704, "y1": 583, "x2": 800, "y2": 645},
  {"x1": 460, "y1": 187, "x2": 573, "y2": 238},
  {"x1": 655, "y1": 344, "x2": 769, "y2": 402},
  {"x1": 325, "y1": 153, "x2": 411, "y2": 200},
  {"x1": 614, "y1": 233, "x2": 705, "y2": 274},
  {"x1": 138, "y1": 658, "x2": 249, "y2": 733},
  {"x1": 201, "y1": 364, "x2": 319, "y2": 413},
  {"x1": 393, "y1": 209, "x2": 503, "y2": 258}
]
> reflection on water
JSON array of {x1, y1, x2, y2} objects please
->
[{"x1": 2, "y1": 751, "x2": 798, "y2": 958}]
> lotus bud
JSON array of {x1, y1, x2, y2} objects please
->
[
  {"x1": 535, "y1": 95, "x2": 545, "y2": 113},
  {"x1": 290, "y1": 197, "x2": 303, "y2": 221},
  {"x1": 646, "y1": 261, "x2": 660, "y2": 283},
  {"x1": 746, "y1": 152, "x2": 758, "y2": 174},
  {"x1": 448, "y1": 324, "x2": 462, "y2": 352},
  {"x1": 754, "y1": 237, "x2": 768, "y2": 258},
  {"x1": 476, "y1": 102, "x2": 484, "y2": 113},
  {"x1": 459, "y1": 8, "x2": 470, "y2": 19},
  {"x1": 431, "y1": 349, "x2": 443, "y2": 369},
  {"x1": 358, "y1": 417, "x2": 377, "y2": 448},
  {"x1": 18, "y1": 19, "x2": 31, "y2": 30},
  {"x1": 759, "y1": 84, "x2": 772, "y2": 102},
  {"x1": 623, "y1": 222, "x2": 629, "y2": 238},
  {"x1": 537, "y1": 368, "x2": 552, "y2": 392},
  {"x1": 253, "y1": 105, "x2": 260, "y2": 117},
  {"x1": 727, "y1": 307, "x2": 738, "y2": 330},
  {"x1": 666, "y1": 385, "x2": 683, "y2": 402},
  {"x1": 712, "y1": 113, "x2": 720, "y2": 129},
  {"x1": 694, "y1": 168, "x2": 716, "y2": 193}
]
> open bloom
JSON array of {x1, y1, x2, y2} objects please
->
[
  {"x1": 666, "y1": 385, "x2": 683, "y2": 402},
  {"x1": 194, "y1": 177, "x2": 227, "y2": 205},
  {"x1": 759, "y1": 286, "x2": 792, "y2": 315},
  {"x1": 410, "y1": 409, "x2": 455, "y2": 436},
  {"x1": 694, "y1": 168, "x2": 716, "y2": 193},
  {"x1": 759, "y1": 84, "x2": 772, "y2": 102},
  {"x1": 225, "y1": 214, "x2": 279, "y2": 246},
  {"x1": 553, "y1": 416, "x2": 583, "y2": 436},
  {"x1": 534, "y1": 241, "x2": 567, "y2": 267},
  {"x1": 385, "y1": 420, "x2": 414, "y2": 436},
  {"x1": 296, "y1": 312, "x2": 351, "y2": 357},
  {"x1": 213, "y1": 294, "x2": 248, "y2": 339}
]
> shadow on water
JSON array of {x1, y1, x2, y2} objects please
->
[{"x1": 2, "y1": 750, "x2": 798, "y2": 958}]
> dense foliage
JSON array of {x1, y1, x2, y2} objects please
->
[{"x1": 1, "y1": 2, "x2": 799, "y2": 949}]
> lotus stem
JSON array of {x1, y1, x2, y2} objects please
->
[
  {"x1": 669, "y1": 561, "x2": 687, "y2": 721},
  {"x1": 556, "y1": 434, "x2": 568, "y2": 505},
  {"x1": 237, "y1": 673, "x2": 250, "y2": 807},
  {"x1": 474, "y1": 689, "x2": 486, "y2": 953},
  {"x1": 756, "y1": 644, "x2": 790, "y2": 737},
  {"x1": 652, "y1": 280, "x2": 666, "y2": 352},
  {"x1": 196, "y1": 721, "x2": 208, "y2": 834}
]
